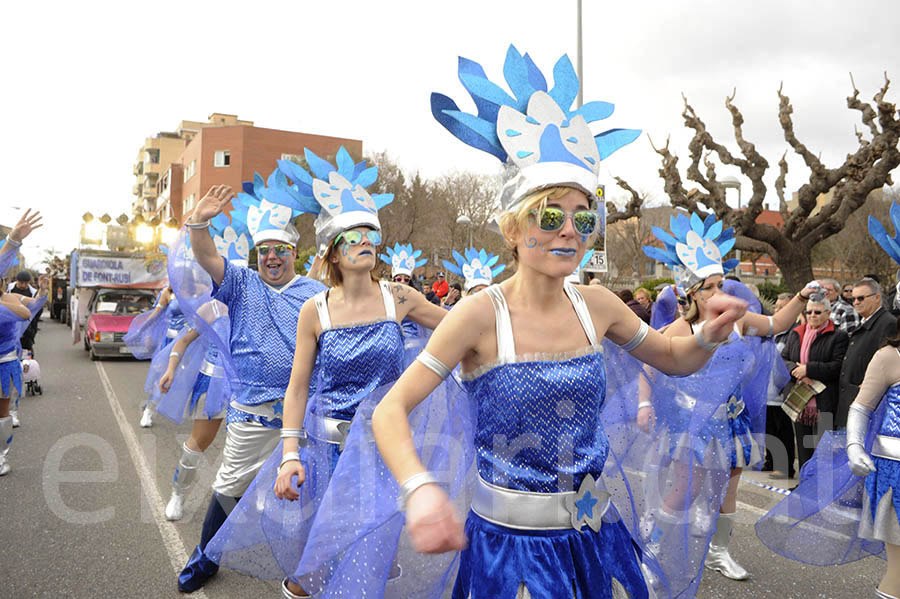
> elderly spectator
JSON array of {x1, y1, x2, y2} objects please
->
[
  {"x1": 431, "y1": 271, "x2": 449, "y2": 299},
  {"x1": 617, "y1": 289, "x2": 650, "y2": 323},
  {"x1": 634, "y1": 287, "x2": 653, "y2": 319},
  {"x1": 841, "y1": 283, "x2": 855, "y2": 304},
  {"x1": 781, "y1": 295, "x2": 849, "y2": 472},
  {"x1": 764, "y1": 293, "x2": 801, "y2": 477},
  {"x1": 836, "y1": 278, "x2": 898, "y2": 427},
  {"x1": 821, "y1": 277, "x2": 859, "y2": 334}
]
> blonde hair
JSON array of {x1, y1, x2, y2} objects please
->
[
  {"x1": 497, "y1": 186, "x2": 596, "y2": 261},
  {"x1": 321, "y1": 241, "x2": 379, "y2": 288},
  {"x1": 682, "y1": 280, "x2": 705, "y2": 324}
]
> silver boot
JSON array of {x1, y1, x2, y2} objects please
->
[
  {"x1": 165, "y1": 443, "x2": 204, "y2": 521},
  {"x1": 705, "y1": 512, "x2": 750, "y2": 580},
  {"x1": 876, "y1": 587, "x2": 900, "y2": 598},
  {"x1": 281, "y1": 579, "x2": 310, "y2": 598},
  {"x1": 10, "y1": 409, "x2": 20, "y2": 428},
  {"x1": 0, "y1": 415, "x2": 13, "y2": 476},
  {"x1": 139, "y1": 406, "x2": 153, "y2": 428}
]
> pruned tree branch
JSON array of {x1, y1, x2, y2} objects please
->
[{"x1": 607, "y1": 176, "x2": 644, "y2": 224}]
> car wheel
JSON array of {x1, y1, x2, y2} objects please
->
[
  {"x1": 59, "y1": 308, "x2": 67, "y2": 324},
  {"x1": 83, "y1": 336, "x2": 90, "y2": 351},
  {"x1": 90, "y1": 348, "x2": 99, "y2": 361}
]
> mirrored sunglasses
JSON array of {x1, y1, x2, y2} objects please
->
[
  {"x1": 533, "y1": 207, "x2": 599, "y2": 236},
  {"x1": 335, "y1": 230, "x2": 382, "y2": 246},
  {"x1": 256, "y1": 244, "x2": 293, "y2": 258}
]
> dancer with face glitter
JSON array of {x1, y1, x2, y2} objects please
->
[{"x1": 201, "y1": 148, "x2": 448, "y2": 598}]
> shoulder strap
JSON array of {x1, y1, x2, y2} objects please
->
[
  {"x1": 379, "y1": 280, "x2": 397, "y2": 321},
  {"x1": 313, "y1": 290, "x2": 331, "y2": 331},
  {"x1": 563, "y1": 283, "x2": 598, "y2": 345},
  {"x1": 484, "y1": 285, "x2": 516, "y2": 361}
]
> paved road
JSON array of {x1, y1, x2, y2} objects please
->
[{"x1": 0, "y1": 318, "x2": 885, "y2": 598}]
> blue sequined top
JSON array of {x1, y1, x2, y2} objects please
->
[
  {"x1": 167, "y1": 297, "x2": 186, "y2": 332},
  {"x1": 314, "y1": 319, "x2": 405, "y2": 421},
  {"x1": 878, "y1": 385, "x2": 900, "y2": 438},
  {"x1": 461, "y1": 349, "x2": 609, "y2": 493}
]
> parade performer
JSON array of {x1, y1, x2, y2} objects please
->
[
  {"x1": 348, "y1": 46, "x2": 754, "y2": 599},
  {"x1": 150, "y1": 214, "x2": 252, "y2": 520},
  {"x1": 638, "y1": 213, "x2": 804, "y2": 585},
  {"x1": 442, "y1": 247, "x2": 506, "y2": 296},
  {"x1": 0, "y1": 283, "x2": 47, "y2": 474},
  {"x1": 380, "y1": 242, "x2": 430, "y2": 338},
  {"x1": 0, "y1": 210, "x2": 41, "y2": 278},
  {"x1": 202, "y1": 147, "x2": 448, "y2": 598},
  {"x1": 756, "y1": 202, "x2": 900, "y2": 599},
  {"x1": 174, "y1": 168, "x2": 327, "y2": 593}
]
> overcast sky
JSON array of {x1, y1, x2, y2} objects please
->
[{"x1": 4, "y1": 0, "x2": 899, "y2": 266}]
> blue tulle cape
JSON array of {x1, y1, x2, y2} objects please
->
[
  {"x1": 755, "y1": 401, "x2": 888, "y2": 565},
  {"x1": 124, "y1": 295, "x2": 174, "y2": 360}
]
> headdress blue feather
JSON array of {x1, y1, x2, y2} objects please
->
[
  {"x1": 277, "y1": 147, "x2": 393, "y2": 252},
  {"x1": 379, "y1": 243, "x2": 427, "y2": 278},
  {"x1": 303, "y1": 254, "x2": 315, "y2": 275},
  {"x1": 209, "y1": 211, "x2": 251, "y2": 267},
  {"x1": 431, "y1": 45, "x2": 640, "y2": 213},
  {"x1": 230, "y1": 168, "x2": 305, "y2": 246},
  {"x1": 869, "y1": 201, "x2": 900, "y2": 267},
  {"x1": 642, "y1": 212, "x2": 739, "y2": 288},
  {"x1": 442, "y1": 247, "x2": 506, "y2": 291}
]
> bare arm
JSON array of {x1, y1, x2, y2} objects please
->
[
  {"x1": 187, "y1": 185, "x2": 234, "y2": 286},
  {"x1": 158, "y1": 328, "x2": 201, "y2": 392},
  {"x1": 740, "y1": 291, "x2": 809, "y2": 337},
  {"x1": 0, "y1": 294, "x2": 30, "y2": 319},
  {"x1": 2, "y1": 209, "x2": 42, "y2": 256},
  {"x1": 392, "y1": 283, "x2": 449, "y2": 330}
]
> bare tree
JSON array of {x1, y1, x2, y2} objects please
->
[{"x1": 631, "y1": 76, "x2": 900, "y2": 290}]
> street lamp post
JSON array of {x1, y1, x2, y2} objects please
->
[
  {"x1": 456, "y1": 214, "x2": 473, "y2": 248},
  {"x1": 721, "y1": 176, "x2": 742, "y2": 210}
]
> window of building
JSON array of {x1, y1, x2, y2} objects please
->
[
  {"x1": 183, "y1": 160, "x2": 196, "y2": 182},
  {"x1": 185, "y1": 193, "x2": 196, "y2": 212},
  {"x1": 214, "y1": 150, "x2": 231, "y2": 167}
]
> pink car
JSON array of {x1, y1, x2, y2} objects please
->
[{"x1": 83, "y1": 288, "x2": 156, "y2": 360}]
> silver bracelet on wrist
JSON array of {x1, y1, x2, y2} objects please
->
[
  {"x1": 694, "y1": 326, "x2": 723, "y2": 352},
  {"x1": 397, "y1": 471, "x2": 438, "y2": 510},
  {"x1": 638, "y1": 401, "x2": 653, "y2": 410},
  {"x1": 279, "y1": 452, "x2": 301, "y2": 469},
  {"x1": 186, "y1": 219, "x2": 210, "y2": 230},
  {"x1": 169, "y1": 351, "x2": 181, "y2": 360},
  {"x1": 4, "y1": 236, "x2": 22, "y2": 248}
]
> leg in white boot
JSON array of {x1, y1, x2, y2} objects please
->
[
  {"x1": 0, "y1": 415, "x2": 13, "y2": 476},
  {"x1": 166, "y1": 442, "x2": 204, "y2": 521},
  {"x1": 10, "y1": 409, "x2": 19, "y2": 428},
  {"x1": 139, "y1": 405, "x2": 153, "y2": 428},
  {"x1": 705, "y1": 511, "x2": 750, "y2": 580}
]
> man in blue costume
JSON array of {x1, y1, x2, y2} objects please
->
[{"x1": 177, "y1": 183, "x2": 325, "y2": 592}]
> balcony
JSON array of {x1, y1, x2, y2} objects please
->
[
  {"x1": 133, "y1": 162, "x2": 143, "y2": 176},
  {"x1": 132, "y1": 184, "x2": 140, "y2": 196},
  {"x1": 142, "y1": 172, "x2": 159, "y2": 188},
  {"x1": 142, "y1": 186, "x2": 156, "y2": 198}
]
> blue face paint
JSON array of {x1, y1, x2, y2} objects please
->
[{"x1": 525, "y1": 237, "x2": 538, "y2": 248}]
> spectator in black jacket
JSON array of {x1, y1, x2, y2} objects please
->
[
  {"x1": 764, "y1": 293, "x2": 799, "y2": 477},
  {"x1": 781, "y1": 295, "x2": 849, "y2": 472},
  {"x1": 836, "y1": 278, "x2": 898, "y2": 428},
  {"x1": 617, "y1": 289, "x2": 650, "y2": 324}
]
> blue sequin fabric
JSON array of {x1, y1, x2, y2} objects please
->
[
  {"x1": 461, "y1": 348, "x2": 608, "y2": 493},
  {"x1": 878, "y1": 385, "x2": 900, "y2": 438},
  {"x1": 167, "y1": 297, "x2": 186, "y2": 332},
  {"x1": 313, "y1": 320, "x2": 404, "y2": 421},
  {"x1": 867, "y1": 385, "x2": 900, "y2": 522}
]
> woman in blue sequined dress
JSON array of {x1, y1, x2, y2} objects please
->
[{"x1": 204, "y1": 148, "x2": 449, "y2": 598}]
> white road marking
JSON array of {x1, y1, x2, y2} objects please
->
[{"x1": 95, "y1": 361, "x2": 210, "y2": 599}]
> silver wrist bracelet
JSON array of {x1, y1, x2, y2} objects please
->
[
  {"x1": 169, "y1": 351, "x2": 181, "y2": 360},
  {"x1": 279, "y1": 452, "x2": 301, "y2": 469},
  {"x1": 186, "y1": 219, "x2": 210, "y2": 230},
  {"x1": 4, "y1": 236, "x2": 22, "y2": 248},
  {"x1": 638, "y1": 401, "x2": 653, "y2": 410},
  {"x1": 694, "y1": 326, "x2": 723, "y2": 352},
  {"x1": 398, "y1": 471, "x2": 438, "y2": 510}
]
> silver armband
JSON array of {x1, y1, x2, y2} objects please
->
[
  {"x1": 417, "y1": 351, "x2": 451, "y2": 380},
  {"x1": 169, "y1": 351, "x2": 182, "y2": 360},
  {"x1": 398, "y1": 471, "x2": 438, "y2": 510},
  {"x1": 619, "y1": 321, "x2": 649, "y2": 352},
  {"x1": 280, "y1": 428, "x2": 308, "y2": 445},
  {"x1": 638, "y1": 401, "x2": 653, "y2": 410},
  {"x1": 766, "y1": 315, "x2": 774, "y2": 338},
  {"x1": 694, "y1": 326, "x2": 723, "y2": 352}
]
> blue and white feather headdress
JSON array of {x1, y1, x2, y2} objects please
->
[
  {"x1": 277, "y1": 147, "x2": 393, "y2": 253},
  {"x1": 210, "y1": 211, "x2": 252, "y2": 268},
  {"x1": 230, "y1": 169, "x2": 304, "y2": 246},
  {"x1": 432, "y1": 45, "x2": 640, "y2": 216},
  {"x1": 869, "y1": 202, "x2": 900, "y2": 268},
  {"x1": 442, "y1": 247, "x2": 506, "y2": 292},
  {"x1": 642, "y1": 212, "x2": 739, "y2": 289},
  {"x1": 379, "y1": 243, "x2": 427, "y2": 278}
]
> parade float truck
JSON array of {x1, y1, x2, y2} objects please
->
[{"x1": 69, "y1": 249, "x2": 167, "y2": 359}]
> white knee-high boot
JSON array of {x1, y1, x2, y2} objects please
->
[
  {"x1": 166, "y1": 443, "x2": 204, "y2": 521},
  {"x1": 705, "y1": 511, "x2": 750, "y2": 580},
  {"x1": 0, "y1": 416, "x2": 14, "y2": 475}
]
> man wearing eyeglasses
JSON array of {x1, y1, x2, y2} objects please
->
[
  {"x1": 821, "y1": 278, "x2": 859, "y2": 334},
  {"x1": 835, "y1": 278, "x2": 898, "y2": 428}
]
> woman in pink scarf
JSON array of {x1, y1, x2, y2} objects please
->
[{"x1": 780, "y1": 296, "x2": 849, "y2": 474}]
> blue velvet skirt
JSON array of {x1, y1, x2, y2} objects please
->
[
  {"x1": 0, "y1": 360, "x2": 22, "y2": 397},
  {"x1": 452, "y1": 511, "x2": 648, "y2": 599}
]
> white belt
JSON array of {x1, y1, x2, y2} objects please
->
[
  {"x1": 166, "y1": 328, "x2": 179, "y2": 339},
  {"x1": 471, "y1": 474, "x2": 611, "y2": 532},
  {"x1": 872, "y1": 435, "x2": 900, "y2": 461},
  {"x1": 307, "y1": 414, "x2": 351, "y2": 448},
  {"x1": 200, "y1": 359, "x2": 223, "y2": 378}
]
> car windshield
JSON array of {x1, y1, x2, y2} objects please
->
[{"x1": 93, "y1": 292, "x2": 154, "y2": 315}]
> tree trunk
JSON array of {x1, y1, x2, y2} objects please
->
[{"x1": 775, "y1": 247, "x2": 815, "y2": 291}]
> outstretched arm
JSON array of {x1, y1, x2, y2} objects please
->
[
  {"x1": 187, "y1": 185, "x2": 234, "y2": 286},
  {"x1": 2, "y1": 209, "x2": 42, "y2": 257},
  {"x1": 392, "y1": 283, "x2": 449, "y2": 330}
]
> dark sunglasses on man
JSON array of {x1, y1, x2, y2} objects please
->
[{"x1": 257, "y1": 244, "x2": 294, "y2": 258}]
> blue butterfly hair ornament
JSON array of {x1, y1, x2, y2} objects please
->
[
  {"x1": 229, "y1": 168, "x2": 306, "y2": 247},
  {"x1": 442, "y1": 247, "x2": 506, "y2": 292},
  {"x1": 379, "y1": 243, "x2": 427, "y2": 278},
  {"x1": 642, "y1": 212, "x2": 739, "y2": 289},
  {"x1": 431, "y1": 44, "x2": 640, "y2": 217},
  {"x1": 277, "y1": 146, "x2": 393, "y2": 254}
]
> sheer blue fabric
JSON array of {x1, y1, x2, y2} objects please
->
[
  {"x1": 755, "y1": 401, "x2": 887, "y2": 565},
  {"x1": 0, "y1": 246, "x2": 16, "y2": 277},
  {"x1": 651, "y1": 285, "x2": 679, "y2": 330},
  {"x1": 124, "y1": 296, "x2": 182, "y2": 360}
]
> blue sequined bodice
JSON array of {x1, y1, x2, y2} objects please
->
[
  {"x1": 167, "y1": 297, "x2": 186, "y2": 331},
  {"x1": 878, "y1": 385, "x2": 900, "y2": 438},
  {"x1": 315, "y1": 319, "x2": 405, "y2": 420},
  {"x1": 461, "y1": 349, "x2": 608, "y2": 493}
]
